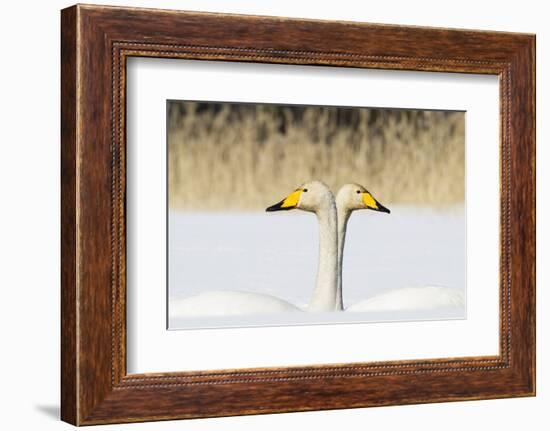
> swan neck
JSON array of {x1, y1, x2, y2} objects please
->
[
  {"x1": 308, "y1": 201, "x2": 341, "y2": 311},
  {"x1": 337, "y1": 207, "x2": 351, "y2": 309}
]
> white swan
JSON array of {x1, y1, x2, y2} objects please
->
[
  {"x1": 346, "y1": 286, "x2": 465, "y2": 311},
  {"x1": 335, "y1": 183, "x2": 464, "y2": 312},
  {"x1": 169, "y1": 180, "x2": 338, "y2": 318},
  {"x1": 169, "y1": 290, "x2": 301, "y2": 317},
  {"x1": 267, "y1": 180, "x2": 340, "y2": 312}
]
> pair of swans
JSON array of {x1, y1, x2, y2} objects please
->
[{"x1": 170, "y1": 180, "x2": 463, "y2": 317}]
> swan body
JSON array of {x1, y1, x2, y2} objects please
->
[
  {"x1": 170, "y1": 180, "x2": 339, "y2": 318},
  {"x1": 335, "y1": 183, "x2": 464, "y2": 312},
  {"x1": 170, "y1": 291, "x2": 302, "y2": 317},
  {"x1": 346, "y1": 286, "x2": 465, "y2": 312}
]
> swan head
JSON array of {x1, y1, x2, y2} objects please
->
[
  {"x1": 336, "y1": 183, "x2": 390, "y2": 214},
  {"x1": 266, "y1": 180, "x2": 334, "y2": 214}
]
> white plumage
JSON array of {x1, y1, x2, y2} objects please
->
[
  {"x1": 169, "y1": 181, "x2": 339, "y2": 318},
  {"x1": 170, "y1": 291, "x2": 302, "y2": 317},
  {"x1": 170, "y1": 181, "x2": 464, "y2": 320},
  {"x1": 335, "y1": 183, "x2": 464, "y2": 312},
  {"x1": 346, "y1": 286, "x2": 465, "y2": 312}
]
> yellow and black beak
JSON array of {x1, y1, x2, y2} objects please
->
[
  {"x1": 266, "y1": 189, "x2": 303, "y2": 212},
  {"x1": 362, "y1": 192, "x2": 390, "y2": 214}
]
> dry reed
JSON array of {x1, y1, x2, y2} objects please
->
[{"x1": 168, "y1": 101, "x2": 464, "y2": 210}]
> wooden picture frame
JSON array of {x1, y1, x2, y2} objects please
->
[{"x1": 61, "y1": 4, "x2": 535, "y2": 425}]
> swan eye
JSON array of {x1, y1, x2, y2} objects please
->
[
  {"x1": 303, "y1": 188, "x2": 308, "y2": 192},
  {"x1": 356, "y1": 190, "x2": 361, "y2": 194}
]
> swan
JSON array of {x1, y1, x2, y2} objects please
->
[
  {"x1": 169, "y1": 180, "x2": 339, "y2": 318},
  {"x1": 169, "y1": 290, "x2": 302, "y2": 317},
  {"x1": 266, "y1": 180, "x2": 340, "y2": 312},
  {"x1": 335, "y1": 183, "x2": 464, "y2": 312}
]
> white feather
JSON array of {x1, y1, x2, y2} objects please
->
[
  {"x1": 170, "y1": 291, "x2": 302, "y2": 317},
  {"x1": 336, "y1": 183, "x2": 464, "y2": 313},
  {"x1": 346, "y1": 286, "x2": 464, "y2": 312},
  {"x1": 169, "y1": 181, "x2": 339, "y2": 318}
]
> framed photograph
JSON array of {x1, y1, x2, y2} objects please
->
[
  {"x1": 61, "y1": 4, "x2": 535, "y2": 425},
  {"x1": 165, "y1": 100, "x2": 466, "y2": 331}
]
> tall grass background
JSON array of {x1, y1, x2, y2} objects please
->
[{"x1": 168, "y1": 101, "x2": 464, "y2": 211}]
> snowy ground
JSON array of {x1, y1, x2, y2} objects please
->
[{"x1": 169, "y1": 207, "x2": 465, "y2": 329}]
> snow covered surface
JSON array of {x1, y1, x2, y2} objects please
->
[{"x1": 168, "y1": 206, "x2": 465, "y2": 329}]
